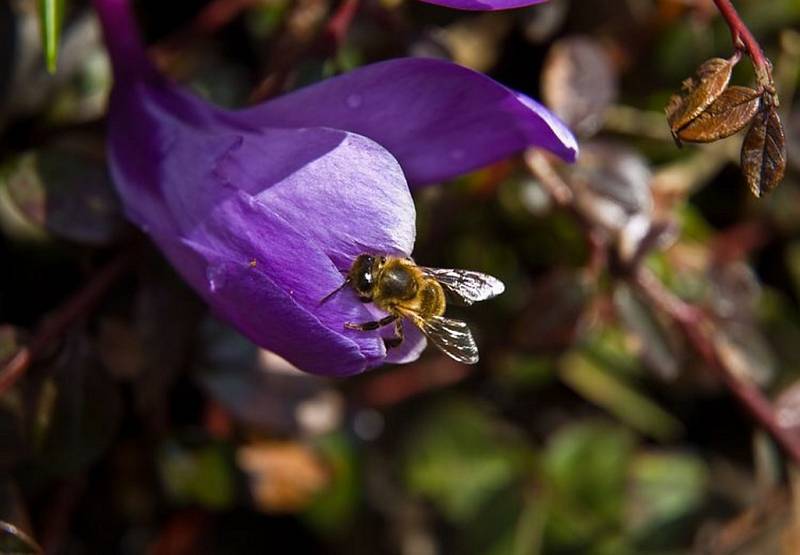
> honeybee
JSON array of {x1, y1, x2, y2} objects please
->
[{"x1": 322, "y1": 254, "x2": 505, "y2": 364}]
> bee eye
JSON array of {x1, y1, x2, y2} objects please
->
[
  {"x1": 379, "y1": 256, "x2": 387, "y2": 264},
  {"x1": 356, "y1": 271, "x2": 373, "y2": 293}
]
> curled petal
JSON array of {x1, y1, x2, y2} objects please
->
[
  {"x1": 178, "y1": 240, "x2": 380, "y2": 376},
  {"x1": 384, "y1": 323, "x2": 428, "y2": 364},
  {"x1": 105, "y1": 80, "x2": 419, "y2": 375},
  {"x1": 236, "y1": 58, "x2": 578, "y2": 186}
]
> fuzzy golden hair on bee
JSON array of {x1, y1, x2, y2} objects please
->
[{"x1": 321, "y1": 253, "x2": 504, "y2": 364}]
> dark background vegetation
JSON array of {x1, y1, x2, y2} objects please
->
[{"x1": 2, "y1": 0, "x2": 800, "y2": 553}]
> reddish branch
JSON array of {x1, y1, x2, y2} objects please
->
[
  {"x1": 0, "y1": 252, "x2": 132, "y2": 395},
  {"x1": 527, "y1": 150, "x2": 800, "y2": 465},
  {"x1": 712, "y1": 0, "x2": 774, "y2": 92},
  {"x1": 249, "y1": 0, "x2": 360, "y2": 103},
  {"x1": 634, "y1": 268, "x2": 800, "y2": 464},
  {"x1": 325, "y1": 0, "x2": 360, "y2": 47}
]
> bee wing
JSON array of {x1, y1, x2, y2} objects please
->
[
  {"x1": 420, "y1": 267, "x2": 505, "y2": 306},
  {"x1": 400, "y1": 310, "x2": 479, "y2": 364}
]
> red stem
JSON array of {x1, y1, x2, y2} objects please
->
[
  {"x1": 0, "y1": 252, "x2": 133, "y2": 395},
  {"x1": 634, "y1": 269, "x2": 800, "y2": 464},
  {"x1": 712, "y1": 0, "x2": 773, "y2": 88},
  {"x1": 325, "y1": 0, "x2": 360, "y2": 47}
]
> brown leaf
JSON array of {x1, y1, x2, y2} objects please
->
[
  {"x1": 677, "y1": 86, "x2": 760, "y2": 143},
  {"x1": 667, "y1": 58, "x2": 733, "y2": 136},
  {"x1": 542, "y1": 36, "x2": 617, "y2": 137},
  {"x1": 237, "y1": 442, "x2": 329, "y2": 513},
  {"x1": 741, "y1": 106, "x2": 787, "y2": 197}
]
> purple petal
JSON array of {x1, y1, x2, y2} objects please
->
[
  {"x1": 177, "y1": 239, "x2": 377, "y2": 376},
  {"x1": 105, "y1": 78, "x2": 420, "y2": 375},
  {"x1": 418, "y1": 0, "x2": 550, "y2": 10},
  {"x1": 235, "y1": 58, "x2": 578, "y2": 186},
  {"x1": 383, "y1": 323, "x2": 428, "y2": 364}
]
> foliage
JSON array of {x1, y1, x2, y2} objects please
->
[{"x1": 3, "y1": 0, "x2": 800, "y2": 553}]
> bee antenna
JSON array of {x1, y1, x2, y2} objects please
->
[{"x1": 319, "y1": 278, "x2": 351, "y2": 305}]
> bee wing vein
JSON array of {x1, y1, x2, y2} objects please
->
[
  {"x1": 421, "y1": 267, "x2": 505, "y2": 306},
  {"x1": 415, "y1": 314, "x2": 479, "y2": 364}
]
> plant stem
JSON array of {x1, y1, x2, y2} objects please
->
[
  {"x1": 634, "y1": 268, "x2": 800, "y2": 464},
  {"x1": 712, "y1": 0, "x2": 774, "y2": 92},
  {"x1": 527, "y1": 151, "x2": 800, "y2": 464},
  {"x1": 326, "y1": 0, "x2": 360, "y2": 47},
  {"x1": 0, "y1": 252, "x2": 133, "y2": 395}
]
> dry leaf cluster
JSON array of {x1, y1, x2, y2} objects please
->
[{"x1": 666, "y1": 56, "x2": 787, "y2": 197}]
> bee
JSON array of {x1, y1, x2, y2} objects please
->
[{"x1": 322, "y1": 254, "x2": 505, "y2": 364}]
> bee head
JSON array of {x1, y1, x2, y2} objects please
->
[{"x1": 349, "y1": 254, "x2": 385, "y2": 300}]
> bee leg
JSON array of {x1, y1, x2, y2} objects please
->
[
  {"x1": 344, "y1": 314, "x2": 397, "y2": 331},
  {"x1": 384, "y1": 319, "x2": 404, "y2": 350}
]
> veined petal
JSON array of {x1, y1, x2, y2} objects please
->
[
  {"x1": 104, "y1": 77, "x2": 419, "y2": 375},
  {"x1": 176, "y1": 238, "x2": 380, "y2": 376},
  {"x1": 235, "y1": 58, "x2": 578, "y2": 186},
  {"x1": 419, "y1": 0, "x2": 550, "y2": 10},
  {"x1": 210, "y1": 128, "x2": 416, "y2": 269}
]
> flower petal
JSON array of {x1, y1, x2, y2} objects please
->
[
  {"x1": 235, "y1": 58, "x2": 578, "y2": 186},
  {"x1": 418, "y1": 0, "x2": 550, "y2": 10},
  {"x1": 212, "y1": 127, "x2": 416, "y2": 269},
  {"x1": 383, "y1": 323, "x2": 428, "y2": 364},
  {"x1": 105, "y1": 79, "x2": 419, "y2": 375},
  {"x1": 176, "y1": 238, "x2": 379, "y2": 376}
]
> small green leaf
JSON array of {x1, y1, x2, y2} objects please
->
[
  {"x1": 402, "y1": 398, "x2": 533, "y2": 523},
  {"x1": 560, "y1": 352, "x2": 684, "y2": 441},
  {"x1": 38, "y1": 0, "x2": 66, "y2": 74}
]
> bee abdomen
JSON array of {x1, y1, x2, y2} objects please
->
[{"x1": 419, "y1": 281, "x2": 446, "y2": 317}]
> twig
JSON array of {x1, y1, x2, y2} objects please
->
[
  {"x1": 712, "y1": 0, "x2": 775, "y2": 94},
  {"x1": 0, "y1": 252, "x2": 133, "y2": 395},
  {"x1": 527, "y1": 150, "x2": 800, "y2": 464},
  {"x1": 524, "y1": 150, "x2": 606, "y2": 279},
  {"x1": 634, "y1": 267, "x2": 800, "y2": 464},
  {"x1": 325, "y1": 0, "x2": 360, "y2": 48},
  {"x1": 249, "y1": 0, "x2": 356, "y2": 103},
  {"x1": 524, "y1": 149, "x2": 573, "y2": 207}
]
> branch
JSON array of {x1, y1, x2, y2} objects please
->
[
  {"x1": 712, "y1": 0, "x2": 775, "y2": 93},
  {"x1": 0, "y1": 252, "x2": 133, "y2": 395},
  {"x1": 633, "y1": 268, "x2": 800, "y2": 464},
  {"x1": 526, "y1": 150, "x2": 800, "y2": 464}
]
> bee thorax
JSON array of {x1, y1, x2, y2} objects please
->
[{"x1": 379, "y1": 266, "x2": 418, "y2": 300}]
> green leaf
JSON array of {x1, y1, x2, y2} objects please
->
[
  {"x1": 542, "y1": 422, "x2": 634, "y2": 553},
  {"x1": 303, "y1": 433, "x2": 360, "y2": 535},
  {"x1": 158, "y1": 440, "x2": 236, "y2": 510},
  {"x1": 628, "y1": 452, "x2": 708, "y2": 549},
  {"x1": 560, "y1": 352, "x2": 684, "y2": 441},
  {"x1": 402, "y1": 397, "x2": 533, "y2": 523},
  {"x1": 38, "y1": 0, "x2": 66, "y2": 74}
]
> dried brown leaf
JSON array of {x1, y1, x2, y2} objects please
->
[
  {"x1": 237, "y1": 442, "x2": 329, "y2": 513},
  {"x1": 677, "y1": 86, "x2": 760, "y2": 143},
  {"x1": 542, "y1": 36, "x2": 617, "y2": 137},
  {"x1": 741, "y1": 106, "x2": 787, "y2": 197},
  {"x1": 667, "y1": 58, "x2": 733, "y2": 135}
]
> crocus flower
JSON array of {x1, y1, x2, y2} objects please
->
[{"x1": 94, "y1": 0, "x2": 577, "y2": 376}]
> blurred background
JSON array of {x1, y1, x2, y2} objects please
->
[{"x1": 2, "y1": 0, "x2": 800, "y2": 553}]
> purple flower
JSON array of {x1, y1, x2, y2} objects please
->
[
  {"x1": 94, "y1": 0, "x2": 577, "y2": 376},
  {"x1": 419, "y1": 0, "x2": 550, "y2": 10}
]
